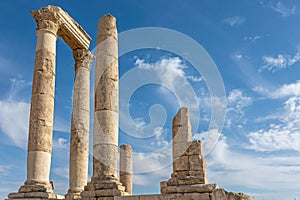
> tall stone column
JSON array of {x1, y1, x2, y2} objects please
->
[
  {"x1": 120, "y1": 145, "x2": 133, "y2": 195},
  {"x1": 9, "y1": 9, "x2": 61, "y2": 199},
  {"x1": 66, "y1": 49, "x2": 94, "y2": 199},
  {"x1": 82, "y1": 14, "x2": 125, "y2": 199},
  {"x1": 93, "y1": 14, "x2": 119, "y2": 181}
]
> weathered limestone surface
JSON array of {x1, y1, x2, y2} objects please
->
[
  {"x1": 31, "y1": 5, "x2": 91, "y2": 50},
  {"x1": 93, "y1": 13, "x2": 119, "y2": 181},
  {"x1": 66, "y1": 49, "x2": 95, "y2": 199},
  {"x1": 16, "y1": 6, "x2": 60, "y2": 197},
  {"x1": 172, "y1": 107, "x2": 192, "y2": 161},
  {"x1": 162, "y1": 108, "x2": 208, "y2": 194},
  {"x1": 8, "y1": 5, "x2": 92, "y2": 200},
  {"x1": 212, "y1": 189, "x2": 254, "y2": 200},
  {"x1": 82, "y1": 14, "x2": 125, "y2": 199},
  {"x1": 120, "y1": 145, "x2": 133, "y2": 195}
]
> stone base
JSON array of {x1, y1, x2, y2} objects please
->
[
  {"x1": 160, "y1": 183, "x2": 218, "y2": 194},
  {"x1": 166, "y1": 175, "x2": 207, "y2": 186},
  {"x1": 7, "y1": 181, "x2": 64, "y2": 200},
  {"x1": 65, "y1": 191, "x2": 81, "y2": 200},
  {"x1": 81, "y1": 180, "x2": 126, "y2": 199},
  {"x1": 7, "y1": 192, "x2": 64, "y2": 200},
  {"x1": 18, "y1": 182, "x2": 53, "y2": 193}
]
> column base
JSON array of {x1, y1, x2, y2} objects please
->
[
  {"x1": 7, "y1": 192, "x2": 64, "y2": 200},
  {"x1": 65, "y1": 189, "x2": 82, "y2": 200},
  {"x1": 7, "y1": 181, "x2": 64, "y2": 200},
  {"x1": 81, "y1": 179, "x2": 126, "y2": 199}
]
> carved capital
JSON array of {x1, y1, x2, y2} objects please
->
[
  {"x1": 31, "y1": 5, "x2": 62, "y2": 34},
  {"x1": 73, "y1": 49, "x2": 95, "y2": 71}
]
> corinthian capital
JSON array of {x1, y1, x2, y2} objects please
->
[
  {"x1": 73, "y1": 49, "x2": 95, "y2": 71},
  {"x1": 31, "y1": 5, "x2": 62, "y2": 34}
]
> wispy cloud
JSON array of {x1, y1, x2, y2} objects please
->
[
  {"x1": 225, "y1": 89, "x2": 252, "y2": 128},
  {"x1": 0, "y1": 77, "x2": 71, "y2": 149},
  {"x1": 53, "y1": 167, "x2": 69, "y2": 179},
  {"x1": 244, "y1": 35, "x2": 262, "y2": 43},
  {"x1": 261, "y1": 50, "x2": 300, "y2": 72},
  {"x1": 206, "y1": 134, "x2": 300, "y2": 195},
  {"x1": 270, "y1": 1, "x2": 296, "y2": 17},
  {"x1": 120, "y1": 57, "x2": 201, "y2": 138},
  {"x1": 223, "y1": 16, "x2": 245, "y2": 27},
  {"x1": 248, "y1": 94, "x2": 300, "y2": 152},
  {"x1": 227, "y1": 89, "x2": 252, "y2": 114},
  {"x1": 249, "y1": 79, "x2": 300, "y2": 152},
  {"x1": 0, "y1": 165, "x2": 13, "y2": 176},
  {"x1": 0, "y1": 77, "x2": 31, "y2": 148}
]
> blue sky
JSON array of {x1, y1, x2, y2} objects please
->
[{"x1": 1, "y1": 0, "x2": 300, "y2": 199}]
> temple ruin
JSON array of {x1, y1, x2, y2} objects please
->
[{"x1": 7, "y1": 5, "x2": 253, "y2": 200}]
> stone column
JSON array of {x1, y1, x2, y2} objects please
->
[
  {"x1": 82, "y1": 14, "x2": 125, "y2": 199},
  {"x1": 120, "y1": 145, "x2": 133, "y2": 195},
  {"x1": 7, "y1": 9, "x2": 62, "y2": 200},
  {"x1": 21, "y1": 10, "x2": 60, "y2": 194},
  {"x1": 66, "y1": 49, "x2": 94, "y2": 199},
  {"x1": 93, "y1": 14, "x2": 119, "y2": 182}
]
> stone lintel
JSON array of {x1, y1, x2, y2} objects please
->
[{"x1": 31, "y1": 5, "x2": 91, "y2": 50}]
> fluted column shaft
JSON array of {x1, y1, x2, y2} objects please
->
[
  {"x1": 93, "y1": 14, "x2": 119, "y2": 181},
  {"x1": 67, "y1": 49, "x2": 94, "y2": 198}
]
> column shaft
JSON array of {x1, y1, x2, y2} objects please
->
[
  {"x1": 81, "y1": 14, "x2": 126, "y2": 199},
  {"x1": 25, "y1": 18, "x2": 59, "y2": 191},
  {"x1": 67, "y1": 49, "x2": 94, "y2": 199},
  {"x1": 93, "y1": 14, "x2": 119, "y2": 181},
  {"x1": 120, "y1": 145, "x2": 133, "y2": 195}
]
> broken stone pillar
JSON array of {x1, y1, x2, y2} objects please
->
[
  {"x1": 8, "y1": 8, "x2": 61, "y2": 200},
  {"x1": 82, "y1": 14, "x2": 125, "y2": 199},
  {"x1": 120, "y1": 144, "x2": 133, "y2": 195},
  {"x1": 172, "y1": 107, "x2": 192, "y2": 164},
  {"x1": 66, "y1": 49, "x2": 94, "y2": 199},
  {"x1": 161, "y1": 107, "x2": 214, "y2": 194}
]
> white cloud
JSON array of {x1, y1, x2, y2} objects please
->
[
  {"x1": 0, "y1": 100, "x2": 30, "y2": 148},
  {"x1": 53, "y1": 138, "x2": 68, "y2": 149},
  {"x1": 0, "y1": 77, "x2": 71, "y2": 149},
  {"x1": 270, "y1": 1, "x2": 296, "y2": 17},
  {"x1": 249, "y1": 124, "x2": 300, "y2": 152},
  {"x1": 227, "y1": 89, "x2": 252, "y2": 112},
  {"x1": 272, "y1": 80, "x2": 300, "y2": 98},
  {"x1": 206, "y1": 134, "x2": 300, "y2": 195},
  {"x1": 261, "y1": 47, "x2": 300, "y2": 72},
  {"x1": 225, "y1": 89, "x2": 252, "y2": 128},
  {"x1": 132, "y1": 147, "x2": 172, "y2": 186},
  {"x1": 186, "y1": 75, "x2": 203, "y2": 82},
  {"x1": 223, "y1": 16, "x2": 245, "y2": 27},
  {"x1": 248, "y1": 96, "x2": 300, "y2": 152},
  {"x1": 262, "y1": 54, "x2": 300, "y2": 71},
  {"x1": 150, "y1": 127, "x2": 169, "y2": 147},
  {"x1": 120, "y1": 57, "x2": 200, "y2": 137}
]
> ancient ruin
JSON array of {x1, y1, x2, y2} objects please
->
[{"x1": 7, "y1": 5, "x2": 253, "y2": 200}]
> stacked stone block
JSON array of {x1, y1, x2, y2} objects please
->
[{"x1": 160, "y1": 107, "x2": 217, "y2": 195}]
